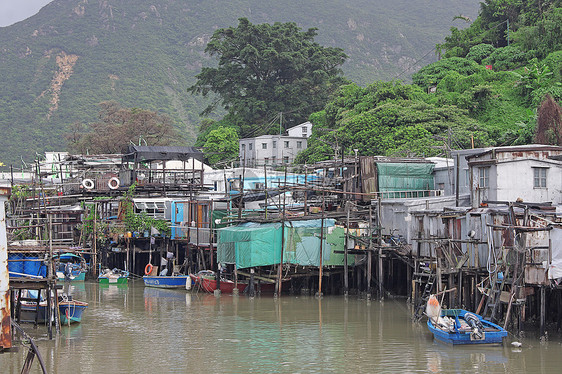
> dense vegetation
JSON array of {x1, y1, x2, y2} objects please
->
[
  {"x1": 189, "y1": 18, "x2": 347, "y2": 137},
  {"x1": 298, "y1": 0, "x2": 562, "y2": 162},
  {"x1": 0, "y1": 0, "x2": 479, "y2": 167}
]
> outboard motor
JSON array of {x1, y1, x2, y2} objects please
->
[{"x1": 464, "y1": 312, "x2": 484, "y2": 340}]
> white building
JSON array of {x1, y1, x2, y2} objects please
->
[
  {"x1": 239, "y1": 121, "x2": 312, "y2": 166},
  {"x1": 466, "y1": 144, "x2": 562, "y2": 207}
]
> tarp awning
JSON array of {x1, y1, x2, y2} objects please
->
[{"x1": 122, "y1": 145, "x2": 204, "y2": 162}]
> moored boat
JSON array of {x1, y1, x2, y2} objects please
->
[
  {"x1": 198, "y1": 273, "x2": 248, "y2": 293},
  {"x1": 98, "y1": 268, "x2": 129, "y2": 284},
  {"x1": 55, "y1": 253, "x2": 87, "y2": 281},
  {"x1": 143, "y1": 275, "x2": 191, "y2": 288},
  {"x1": 59, "y1": 299, "x2": 88, "y2": 324},
  {"x1": 426, "y1": 295, "x2": 507, "y2": 345}
]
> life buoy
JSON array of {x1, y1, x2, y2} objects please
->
[
  {"x1": 108, "y1": 177, "x2": 120, "y2": 190},
  {"x1": 144, "y1": 263, "x2": 153, "y2": 276},
  {"x1": 82, "y1": 179, "x2": 94, "y2": 190}
]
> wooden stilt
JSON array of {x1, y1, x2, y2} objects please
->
[{"x1": 540, "y1": 285, "x2": 546, "y2": 337}]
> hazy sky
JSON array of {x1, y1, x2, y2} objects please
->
[{"x1": 0, "y1": 0, "x2": 53, "y2": 27}]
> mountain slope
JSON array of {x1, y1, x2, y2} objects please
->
[{"x1": 0, "y1": 0, "x2": 479, "y2": 166}]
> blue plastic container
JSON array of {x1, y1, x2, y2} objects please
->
[{"x1": 8, "y1": 253, "x2": 24, "y2": 277}]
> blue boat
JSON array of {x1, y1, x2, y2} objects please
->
[
  {"x1": 59, "y1": 300, "x2": 88, "y2": 324},
  {"x1": 55, "y1": 253, "x2": 87, "y2": 281},
  {"x1": 427, "y1": 309, "x2": 507, "y2": 345},
  {"x1": 143, "y1": 275, "x2": 190, "y2": 289}
]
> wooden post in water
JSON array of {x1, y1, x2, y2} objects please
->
[
  {"x1": 377, "y1": 196, "x2": 383, "y2": 299},
  {"x1": 318, "y1": 211, "x2": 324, "y2": 297},
  {"x1": 93, "y1": 202, "x2": 98, "y2": 276},
  {"x1": 540, "y1": 285, "x2": 546, "y2": 337},
  {"x1": 344, "y1": 204, "x2": 349, "y2": 296},
  {"x1": 367, "y1": 205, "x2": 373, "y2": 299},
  {"x1": 276, "y1": 167, "x2": 288, "y2": 296},
  {"x1": 47, "y1": 215, "x2": 53, "y2": 339}
]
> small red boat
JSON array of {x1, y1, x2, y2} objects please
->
[
  {"x1": 198, "y1": 274, "x2": 248, "y2": 293},
  {"x1": 190, "y1": 270, "x2": 281, "y2": 294}
]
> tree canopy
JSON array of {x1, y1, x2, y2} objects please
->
[
  {"x1": 203, "y1": 126, "x2": 240, "y2": 167},
  {"x1": 66, "y1": 101, "x2": 180, "y2": 154},
  {"x1": 296, "y1": 81, "x2": 492, "y2": 163},
  {"x1": 189, "y1": 18, "x2": 348, "y2": 138}
]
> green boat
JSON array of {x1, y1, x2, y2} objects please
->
[{"x1": 98, "y1": 268, "x2": 129, "y2": 285}]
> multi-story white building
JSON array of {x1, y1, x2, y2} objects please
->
[
  {"x1": 239, "y1": 121, "x2": 312, "y2": 166},
  {"x1": 465, "y1": 144, "x2": 562, "y2": 207}
]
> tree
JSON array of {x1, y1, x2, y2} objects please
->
[
  {"x1": 203, "y1": 126, "x2": 239, "y2": 167},
  {"x1": 536, "y1": 94, "x2": 562, "y2": 145},
  {"x1": 188, "y1": 18, "x2": 348, "y2": 138},
  {"x1": 66, "y1": 101, "x2": 180, "y2": 154}
]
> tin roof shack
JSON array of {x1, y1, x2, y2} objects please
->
[
  {"x1": 408, "y1": 201, "x2": 561, "y2": 331},
  {"x1": 466, "y1": 145, "x2": 562, "y2": 208},
  {"x1": 426, "y1": 157, "x2": 455, "y2": 197}
]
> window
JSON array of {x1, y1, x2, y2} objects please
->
[
  {"x1": 284, "y1": 141, "x2": 289, "y2": 148},
  {"x1": 262, "y1": 143, "x2": 267, "y2": 149},
  {"x1": 302, "y1": 127, "x2": 307, "y2": 133},
  {"x1": 479, "y1": 167, "x2": 489, "y2": 188},
  {"x1": 534, "y1": 168, "x2": 547, "y2": 188},
  {"x1": 264, "y1": 158, "x2": 269, "y2": 165},
  {"x1": 241, "y1": 144, "x2": 246, "y2": 152},
  {"x1": 283, "y1": 156, "x2": 289, "y2": 164},
  {"x1": 249, "y1": 143, "x2": 253, "y2": 150},
  {"x1": 272, "y1": 156, "x2": 276, "y2": 165},
  {"x1": 297, "y1": 141, "x2": 302, "y2": 149},
  {"x1": 273, "y1": 141, "x2": 277, "y2": 148}
]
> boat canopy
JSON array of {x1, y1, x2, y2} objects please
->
[{"x1": 55, "y1": 253, "x2": 85, "y2": 262}]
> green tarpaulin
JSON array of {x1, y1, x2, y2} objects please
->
[
  {"x1": 377, "y1": 162, "x2": 434, "y2": 198},
  {"x1": 217, "y1": 219, "x2": 351, "y2": 269}
]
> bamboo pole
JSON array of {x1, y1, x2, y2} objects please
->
[
  {"x1": 318, "y1": 206, "x2": 324, "y2": 297},
  {"x1": 377, "y1": 196, "x2": 383, "y2": 299},
  {"x1": 344, "y1": 204, "x2": 349, "y2": 295},
  {"x1": 276, "y1": 167, "x2": 287, "y2": 296}
]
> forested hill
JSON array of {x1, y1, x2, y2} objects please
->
[{"x1": 0, "y1": 0, "x2": 479, "y2": 166}]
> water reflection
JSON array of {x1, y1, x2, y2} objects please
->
[{"x1": 1, "y1": 283, "x2": 562, "y2": 373}]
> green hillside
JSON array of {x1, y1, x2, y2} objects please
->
[
  {"x1": 0, "y1": 0, "x2": 479, "y2": 166},
  {"x1": 298, "y1": 0, "x2": 562, "y2": 163}
]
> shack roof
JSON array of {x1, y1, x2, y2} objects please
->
[{"x1": 122, "y1": 145, "x2": 204, "y2": 162}]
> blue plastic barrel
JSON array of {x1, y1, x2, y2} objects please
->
[{"x1": 8, "y1": 253, "x2": 24, "y2": 277}]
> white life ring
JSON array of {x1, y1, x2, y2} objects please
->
[
  {"x1": 108, "y1": 177, "x2": 120, "y2": 190},
  {"x1": 82, "y1": 179, "x2": 94, "y2": 190}
]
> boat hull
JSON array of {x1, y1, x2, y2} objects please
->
[
  {"x1": 199, "y1": 275, "x2": 248, "y2": 293},
  {"x1": 143, "y1": 275, "x2": 190, "y2": 289},
  {"x1": 56, "y1": 271, "x2": 86, "y2": 282},
  {"x1": 427, "y1": 309, "x2": 507, "y2": 345},
  {"x1": 99, "y1": 276, "x2": 128, "y2": 285},
  {"x1": 59, "y1": 301, "x2": 88, "y2": 324}
]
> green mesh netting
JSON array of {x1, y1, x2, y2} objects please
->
[{"x1": 217, "y1": 219, "x2": 349, "y2": 269}]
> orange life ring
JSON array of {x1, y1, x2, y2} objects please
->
[{"x1": 144, "y1": 263, "x2": 153, "y2": 275}]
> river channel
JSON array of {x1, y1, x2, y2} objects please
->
[{"x1": 2, "y1": 281, "x2": 562, "y2": 373}]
